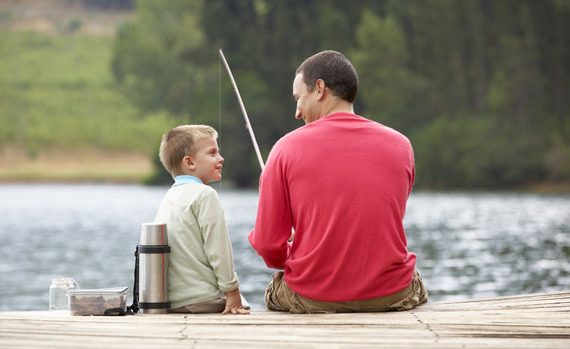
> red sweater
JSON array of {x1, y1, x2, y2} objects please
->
[{"x1": 249, "y1": 112, "x2": 416, "y2": 302}]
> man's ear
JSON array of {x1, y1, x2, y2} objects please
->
[
  {"x1": 315, "y1": 79, "x2": 327, "y2": 101},
  {"x1": 182, "y1": 155, "x2": 195, "y2": 170}
]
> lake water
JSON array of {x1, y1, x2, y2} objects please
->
[{"x1": 0, "y1": 184, "x2": 568, "y2": 311}]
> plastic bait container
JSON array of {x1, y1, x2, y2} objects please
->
[{"x1": 68, "y1": 287, "x2": 129, "y2": 316}]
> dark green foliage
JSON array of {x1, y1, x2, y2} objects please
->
[
  {"x1": 413, "y1": 117, "x2": 547, "y2": 188},
  {"x1": 112, "y1": 0, "x2": 570, "y2": 188},
  {"x1": 143, "y1": 152, "x2": 173, "y2": 185}
]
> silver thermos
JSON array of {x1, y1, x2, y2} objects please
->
[{"x1": 138, "y1": 223, "x2": 170, "y2": 314}]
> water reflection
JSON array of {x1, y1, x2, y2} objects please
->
[
  {"x1": 0, "y1": 185, "x2": 568, "y2": 311},
  {"x1": 406, "y1": 192, "x2": 570, "y2": 300}
]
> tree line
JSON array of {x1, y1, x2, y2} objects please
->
[{"x1": 112, "y1": 0, "x2": 570, "y2": 188}]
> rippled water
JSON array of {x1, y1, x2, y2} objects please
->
[{"x1": 0, "y1": 184, "x2": 568, "y2": 311}]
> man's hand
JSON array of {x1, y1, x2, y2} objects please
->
[
  {"x1": 288, "y1": 228, "x2": 295, "y2": 242},
  {"x1": 223, "y1": 289, "x2": 250, "y2": 315}
]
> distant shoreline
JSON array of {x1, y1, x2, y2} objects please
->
[
  {"x1": 0, "y1": 0, "x2": 133, "y2": 37},
  {"x1": 1, "y1": 169, "x2": 568, "y2": 194},
  {"x1": 0, "y1": 150, "x2": 153, "y2": 184}
]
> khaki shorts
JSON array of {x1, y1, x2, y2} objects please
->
[{"x1": 265, "y1": 270, "x2": 428, "y2": 314}]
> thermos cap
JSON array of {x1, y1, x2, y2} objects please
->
[{"x1": 139, "y1": 223, "x2": 168, "y2": 245}]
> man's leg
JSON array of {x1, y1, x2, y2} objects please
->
[
  {"x1": 265, "y1": 271, "x2": 353, "y2": 313},
  {"x1": 265, "y1": 271, "x2": 299, "y2": 312},
  {"x1": 384, "y1": 270, "x2": 428, "y2": 311},
  {"x1": 265, "y1": 270, "x2": 428, "y2": 313}
]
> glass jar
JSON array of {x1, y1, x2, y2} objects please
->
[{"x1": 49, "y1": 277, "x2": 80, "y2": 311}]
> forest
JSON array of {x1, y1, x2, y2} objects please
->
[
  {"x1": 1, "y1": 0, "x2": 568, "y2": 188},
  {"x1": 111, "y1": 0, "x2": 570, "y2": 188}
]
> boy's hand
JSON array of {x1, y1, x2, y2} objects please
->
[{"x1": 223, "y1": 289, "x2": 250, "y2": 315}]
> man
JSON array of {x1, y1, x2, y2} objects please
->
[{"x1": 249, "y1": 50, "x2": 427, "y2": 313}]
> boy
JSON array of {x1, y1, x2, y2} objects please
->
[{"x1": 154, "y1": 125, "x2": 249, "y2": 315}]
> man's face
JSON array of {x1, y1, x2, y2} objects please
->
[{"x1": 293, "y1": 73, "x2": 320, "y2": 124}]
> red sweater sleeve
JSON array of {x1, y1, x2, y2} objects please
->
[{"x1": 248, "y1": 144, "x2": 292, "y2": 269}]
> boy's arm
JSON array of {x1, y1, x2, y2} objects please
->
[
  {"x1": 222, "y1": 288, "x2": 250, "y2": 315},
  {"x1": 194, "y1": 188, "x2": 240, "y2": 295}
]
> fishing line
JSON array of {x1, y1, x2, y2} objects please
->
[{"x1": 218, "y1": 53, "x2": 223, "y2": 194}]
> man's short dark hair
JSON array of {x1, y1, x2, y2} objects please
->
[{"x1": 296, "y1": 50, "x2": 359, "y2": 103}]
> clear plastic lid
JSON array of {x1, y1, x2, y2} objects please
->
[{"x1": 67, "y1": 287, "x2": 128, "y2": 295}]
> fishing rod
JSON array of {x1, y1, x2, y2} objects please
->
[
  {"x1": 220, "y1": 49, "x2": 295, "y2": 242},
  {"x1": 218, "y1": 49, "x2": 265, "y2": 171}
]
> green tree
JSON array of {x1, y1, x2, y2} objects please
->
[
  {"x1": 413, "y1": 116, "x2": 546, "y2": 188},
  {"x1": 112, "y1": 0, "x2": 213, "y2": 117},
  {"x1": 110, "y1": 0, "x2": 570, "y2": 188},
  {"x1": 352, "y1": 10, "x2": 427, "y2": 134}
]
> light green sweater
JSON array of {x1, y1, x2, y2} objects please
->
[{"x1": 154, "y1": 182, "x2": 239, "y2": 309}]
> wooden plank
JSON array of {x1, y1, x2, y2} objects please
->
[
  {"x1": 416, "y1": 291, "x2": 570, "y2": 312},
  {"x1": 0, "y1": 291, "x2": 568, "y2": 348}
]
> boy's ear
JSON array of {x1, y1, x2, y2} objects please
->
[{"x1": 182, "y1": 155, "x2": 195, "y2": 170}]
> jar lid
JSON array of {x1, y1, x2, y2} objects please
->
[{"x1": 51, "y1": 277, "x2": 78, "y2": 286}]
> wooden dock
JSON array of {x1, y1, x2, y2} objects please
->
[{"x1": 0, "y1": 291, "x2": 568, "y2": 348}]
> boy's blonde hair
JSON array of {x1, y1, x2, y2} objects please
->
[{"x1": 159, "y1": 125, "x2": 218, "y2": 176}]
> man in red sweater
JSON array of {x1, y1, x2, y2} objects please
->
[{"x1": 248, "y1": 50, "x2": 428, "y2": 313}]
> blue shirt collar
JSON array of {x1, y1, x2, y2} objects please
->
[{"x1": 173, "y1": 175, "x2": 203, "y2": 187}]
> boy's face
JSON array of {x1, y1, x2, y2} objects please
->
[{"x1": 184, "y1": 136, "x2": 224, "y2": 183}]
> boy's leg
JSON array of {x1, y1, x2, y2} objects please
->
[
  {"x1": 169, "y1": 296, "x2": 226, "y2": 314},
  {"x1": 169, "y1": 293, "x2": 251, "y2": 314},
  {"x1": 240, "y1": 294, "x2": 251, "y2": 310}
]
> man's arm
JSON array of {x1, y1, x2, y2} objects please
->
[{"x1": 248, "y1": 146, "x2": 293, "y2": 269}]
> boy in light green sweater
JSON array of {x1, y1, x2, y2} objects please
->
[{"x1": 154, "y1": 125, "x2": 249, "y2": 315}]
